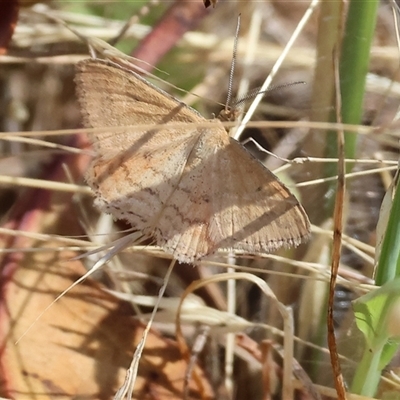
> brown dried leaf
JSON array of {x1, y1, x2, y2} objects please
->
[{"x1": 1, "y1": 247, "x2": 212, "y2": 399}]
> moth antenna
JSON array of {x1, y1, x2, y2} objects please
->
[
  {"x1": 226, "y1": 14, "x2": 241, "y2": 113},
  {"x1": 234, "y1": 81, "x2": 306, "y2": 109}
]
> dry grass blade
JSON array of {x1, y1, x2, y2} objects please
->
[{"x1": 327, "y1": 45, "x2": 347, "y2": 399}]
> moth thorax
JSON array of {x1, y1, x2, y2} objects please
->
[{"x1": 217, "y1": 107, "x2": 240, "y2": 123}]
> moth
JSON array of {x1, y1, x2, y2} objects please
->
[{"x1": 75, "y1": 59, "x2": 310, "y2": 263}]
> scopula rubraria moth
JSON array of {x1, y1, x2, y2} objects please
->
[{"x1": 75, "y1": 59, "x2": 310, "y2": 263}]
